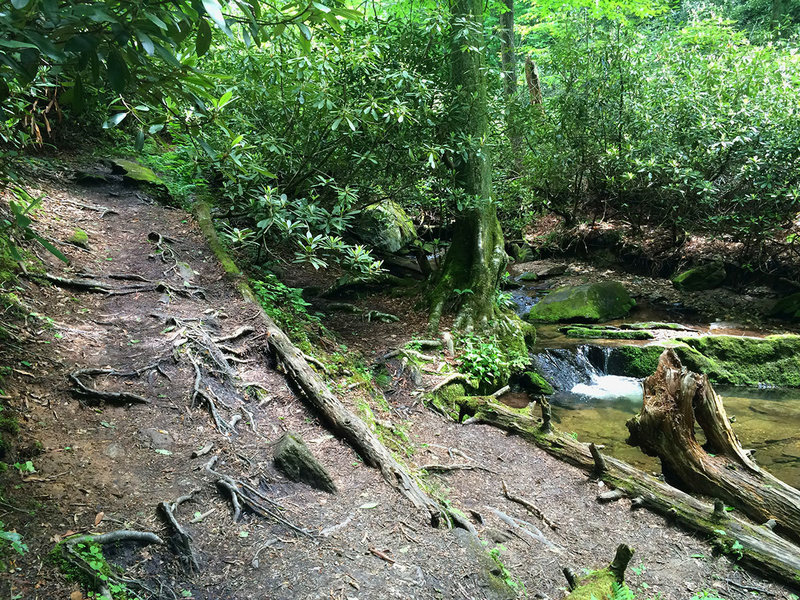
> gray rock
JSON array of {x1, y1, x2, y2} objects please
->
[
  {"x1": 140, "y1": 427, "x2": 173, "y2": 449},
  {"x1": 104, "y1": 443, "x2": 125, "y2": 459},
  {"x1": 273, "y1": 432, "x2": 337, "y2": 493}
]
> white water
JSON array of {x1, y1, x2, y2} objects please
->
[{"x1": 571, "y1": 375, "x2": 643, "y2": 403}]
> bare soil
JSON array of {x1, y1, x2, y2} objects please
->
[{"x1": 0, "y1": 163, "x2": 797, "y2": 600}]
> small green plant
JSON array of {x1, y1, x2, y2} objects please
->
[
  {"x1": 609, "y1": 582, "x2": 636, "y2": 600},
  {"x1": 0, "y1": 520, "x2": 28, "y2": 558},
  {"x1": 456, "y1": 333, "x2": 527, "y2": 388},
  {"x1": 689, "y1": 592, "x2": 725, "y2": 600},
  {"x1": 250, "y1": 271, "x2": 325, "y2": 347},
  {"x1": 54, "y1": 540, "x2": 130, "y2": 600},
  {"x1": 13, "y1": 460, "x2": 35, "y2": 474},
  {"x1": 487, "y1": 545, "x2": 526, "y2": 594}
]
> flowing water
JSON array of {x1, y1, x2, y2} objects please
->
[{"x1": 528, "y1": 345, "x2": 800, "y2": 489}]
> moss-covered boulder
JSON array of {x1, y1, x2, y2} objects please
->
[
  {"x1": 606, "y1": 345, "x2": 666, "y2": 378},
  {"x1": 769, "y1": 293, "x2": 800, "y2": 321},
  {"x1": 672, "y1": 262, "x2": 726, "y2": 292},
  {"x1": 68, "y1": 228, "x2": 89, "y2": 249},
  {"x1": 109, "y1": 158, "x2": 171, "y2": 202},
  {"x1": 525, "y1": 281, "x2": 635, "y2": 323},
  {"x1": 607, "y1": 335, "x2": 800, "y2": 387},
  {"x1": 353, "y1": 200, "x2": 417, "y2": 253},
  {"x1": 673, "y1": 334, "x2": 800, "y2": 387},
  {"x1": 273, "y1": 432, "x2": 337, "y2": 493}
]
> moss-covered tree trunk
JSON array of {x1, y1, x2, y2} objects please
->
[{"x1": 430, "y1": 0, "x2": 507, "y2": 330}]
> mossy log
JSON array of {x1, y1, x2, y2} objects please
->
[
  {"x1": 454, "y1": 395, "x2": 800, "y2": 585},
  {"x1": 564, "y1": 544, "x2": 633, "y2": 600},
  {"x1": 194, "y1": 202, "x2": 442, "y2": 525},
  {"x1": 627, "y1": 350, "x2": 800, "y2": 544}
]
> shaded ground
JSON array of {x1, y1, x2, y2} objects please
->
[{"x1": 0, "y1": 163, "x2": 796, "y2": 600}]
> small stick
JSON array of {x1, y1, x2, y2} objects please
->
[
  {"x1": 491, "y1": 385, "x2": 510, "y2": 398},
  {"x1": 501, "y1": 480, "x2": 557, "y2": 530},
  {"x1": 368, "y1": 547, "x2": 396, "y2": 564}
]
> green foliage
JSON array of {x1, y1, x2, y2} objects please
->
[
  {"x1": 0, "y1": 520, "x2": 28, "y2": 560},
  {"x1": 457, "y1": 332, "x2": 528, "y2": 389},
  {"x1": 517, "y1": 4, "x2": 800, "y2": 248},
  {"x1": 55, "y1": 540, "x2": 129, "y2": 599},
  {"x1": 250, "y1": 272, "x2": 323, "y2": 348},
  {"x1": 487, "y1": 545, "x2": 526, "y2": 594}
]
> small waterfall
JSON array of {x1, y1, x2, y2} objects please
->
[{"x1": 532, "y1": 345, "x2": 643, "y2": 404}]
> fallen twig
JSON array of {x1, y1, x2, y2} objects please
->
[
  {"x1": 501, "y1": 480, "x2": 557, "y2": 530},
  {"x1": 368, "y1": 547, "x2": 396, "y2": 564}
]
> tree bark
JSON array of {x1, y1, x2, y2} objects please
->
[
  {"x1": 449, "y1": 394, "x2": 800, "y2": 585},
  {"x1": 627, "y1": 349, "x2": 800, "y2": 543},
  {"x1": 525, "y1": 56, "x2": 543, "y2": 106},
  {"x1": 499, "y1": 0, "x2": 522, "y2": 174},
  {"x1": 430, "y1": 0, "x2": 507, "y2": 330}
]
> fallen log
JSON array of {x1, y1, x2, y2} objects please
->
[
  {"x1": 194, "y1": 202, "x2": 446, "y2": 527},
  {"x1": 454, "y1": 395, "x2": 800, "y2": 585},
  {"x1": 627, "y1": 350, "x2": 800, "y2": 543}
]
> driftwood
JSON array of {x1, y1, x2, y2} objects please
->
[
  {"x1": 195, "y1": 202, "x2": 450, "y2": 528},
  {"x1": 456, "y1": 395, "x2": 800, "y2": 585},
  {"x1": 627, "y1": 350, "x2": 800, "y2": 543}
]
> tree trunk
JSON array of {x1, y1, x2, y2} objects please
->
[
  {"x1": 499, "y1": 0, "x2": 522, "y2": 174},
  {"x1": 627, "y1": 349, "x2": 800, "y2": 543},
  {"x1": 449, "y1": 394, "x2": 800, "y2": 585},
  {"x1": 525, "y1": 56, "x2": 543, "y2": 107},
  {"x1": 430, "y1": 0, "x2": 507, "y2": 330}
]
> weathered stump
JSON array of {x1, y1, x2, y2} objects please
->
[
  {"x1": 627, "y1": 349, "x2": 800, "y2": 542},
  {"x1": 563, "y1": 544, "x2": 633, "y2": 599}
]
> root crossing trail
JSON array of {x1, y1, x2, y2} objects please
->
[{"x1": 0, "y1": 166, "x2": 795, "y2": 600}]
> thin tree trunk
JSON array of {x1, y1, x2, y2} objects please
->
[
  {"x1": 525, "y1": 56, "x2": 543, "y2": 107},
  {"x1": 499, "y1": 0, "x2": 522, "y2": 174}
]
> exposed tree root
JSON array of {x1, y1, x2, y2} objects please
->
[
  {"x1": 158, "y1": 489, "x2": 201, "y2": 573},
  {"x1": 501, "y1": 479, "x2": 557, "y2": 530},
  {"x1": 59, "y1": 530, "x2": 163, "y2": 600},
  {"x1": 205, "y1": 455, "x2": 312, "y2": 536},
  {"x1": 195, "y1": 201, "x2": 466, "y2": 531},
  {"x1": 35, "y1": 272, "x2": 205, "y2": 298},
  {"x1": 69, "y1": 368, "x2": 152, "y2": 404}
]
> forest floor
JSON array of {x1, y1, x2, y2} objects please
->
[{"x1": 0, "y1": 161, "x2": 797, "y2": 600}]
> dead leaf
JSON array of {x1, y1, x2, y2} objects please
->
[
  {"x1": 94, "y1": 511, "x2": 104, "y2": 526},
  {"x1": 71, "y1": 591, "x2": 83, "y2": 600}
]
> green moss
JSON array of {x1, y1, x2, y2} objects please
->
[
  {"x1": 674, "y1": 334, "x2": 800, "y2": 387},
  {"x1": 564, "y1": 327, "x2": 653, "y2": 340},
  {"x1": 430, "y1": 383, "x2": 467, "y2": 420},
  {"x1": 518, "y1": 271, "x2": 538, "y2": 281},
  {"x1": 606, "y1": 345, "x2": 665, "y2": 378},
  {"x1": 525, "y1": 281, "x2": 635, "y2": 323},
  {"x1": 672, "y1": 262, "x2": 726, "y2": 292},
  {"x1": 522, "y1": 371, "x2": 554, "y2": 395},
  {"x1": 565, "y1": 569, "x2": 623, "y2": 600},
  {"x1": 110, "y1": 158, "x2": 171, "y2": 203},
  {"x1": 68, "y1": 228, "x2": 89, "y2": 248},
  {"x1": 623, "y1": 322, "x2": 687, "y2": 331}
]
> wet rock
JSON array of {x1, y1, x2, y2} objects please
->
[
  {"x1": 512, "y1": 260, "x2": 567, "y2": 280},
  {"x1": 525, "y1": 281, "x2": 635, "y2": 323},
  {"x1": 563, "y1": 326, "x2": 653, "y2": 340},
  {"x1": 353, "y1": 200, "x2": 417, "y2": 253},
  {"x1": 522, "y1": 371, "x2": 555, "y2": 395},
  {"x1": 770, "y1": 292, "x2": 800, "y2": 321},
  {"x1": 672, "y1": 262, "x2": 726, "y2": 292},
  {"x1": 273, "y1": 432, "x2": 337, "y2": 493}
]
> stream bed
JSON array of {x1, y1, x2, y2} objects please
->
[{"x1": 527, "y1": 346, "x2": 800, "y2": 488}]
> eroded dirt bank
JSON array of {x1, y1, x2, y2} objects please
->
[{"x1": 0, "y1": 166, "x2": 796, "y2": 599}]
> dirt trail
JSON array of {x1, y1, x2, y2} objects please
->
[{"x1": 0, "y1": 165, "x2": 795, "y2": 600}]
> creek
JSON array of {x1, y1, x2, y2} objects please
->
[{"x1": 525, "y1": 345, "x2": 800, "y2": 489}]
